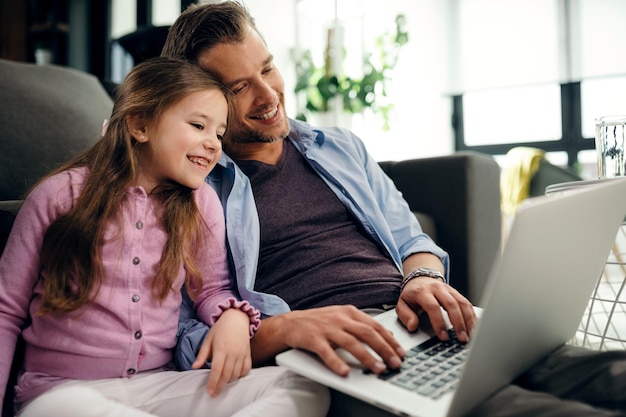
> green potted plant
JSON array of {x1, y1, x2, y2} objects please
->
[{"x1": 293, "y1": 14, "x2": 409, "y2": 131}]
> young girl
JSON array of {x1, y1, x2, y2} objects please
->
[{"x1": 0, "y1": 57, "x2": 329, "y2": 417}]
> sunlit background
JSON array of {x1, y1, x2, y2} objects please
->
[{"x1": 15, "y1": 0, "x2": 626, "y2": 177}]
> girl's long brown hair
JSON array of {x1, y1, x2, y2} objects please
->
[{"x1": 36, "y1": 57, "x2": 229, "y2": 315}]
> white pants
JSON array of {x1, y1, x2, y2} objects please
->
[{"x1": 18, "y1": 366, "x2": 329, "y2": 417}]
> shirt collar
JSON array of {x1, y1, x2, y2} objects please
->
[{"x1": 287, "y1": 118, "x2": 324, "y2": 153}]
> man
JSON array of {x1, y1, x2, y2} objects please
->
[{"x1": 162, "y1": 2, "x2": 626, "y2": 416}]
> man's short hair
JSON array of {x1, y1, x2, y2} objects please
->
[{"x1": 161, "y1": 1, "x2": 263, "y2": 63}]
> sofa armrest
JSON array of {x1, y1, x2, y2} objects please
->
[
  {"x1": 0, "y1": 200, "x2": 23, "y2": 417},
  {"x1": 0, "y1": 200, "x2": 23, "y2": 256},
  {"x1": 379, "y1": 151, "x2": 501, "y2": 304}
]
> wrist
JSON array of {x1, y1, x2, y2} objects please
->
[{"x1": 401, "y1": 267, "x2": 446, "y2": 290}]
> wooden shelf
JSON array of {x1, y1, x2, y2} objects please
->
[{"x1": 29, "y1": 21, "x2": 69, "y2": 35}]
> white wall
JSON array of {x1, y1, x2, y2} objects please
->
[{"x1": 246, "y1": 0, "x2": 455, "y2": 162}]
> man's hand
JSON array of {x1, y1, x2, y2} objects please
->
[
  {"x1": 193, "y1": 308, "x2": 252, "y2": 397},
  {"x1": 396, "y1": 277, "x2": 476, "y2": 343},
  {"x1": 251, "y1": 305, "x2": 405, "y2": 376}
]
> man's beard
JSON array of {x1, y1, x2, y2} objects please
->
[{"x1": 222, "y1": 114, "x2": 290, "y2": 153}]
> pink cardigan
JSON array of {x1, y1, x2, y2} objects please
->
[{"x1": 0, "y1": 168, "x2": 259, "y2": 405}]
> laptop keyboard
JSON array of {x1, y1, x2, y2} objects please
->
[{"x1": 365, "y1": 329, "x2": 469, "y2": 400}]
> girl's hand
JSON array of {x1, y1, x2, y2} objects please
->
[{"x1": 192, "y1": 308, "x2": 252, "y2": 397}]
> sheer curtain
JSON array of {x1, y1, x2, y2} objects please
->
[{"x1": 454, "y1": 0, "x2": 626, "y2": 156}]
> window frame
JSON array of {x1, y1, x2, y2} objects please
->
[{"x1": 452, "y1": 82, "x2": 594, "y2": 168}]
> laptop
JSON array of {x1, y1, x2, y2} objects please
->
[{"x1": 276, "y1": 177, "x2": 626, "y2": 417}]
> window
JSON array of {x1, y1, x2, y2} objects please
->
[
  {"x1": 581, "y1": 76, "x2": 626, "y2": 137},
  {"x1": 453, "y1": 0, "x2": 626, "y2": 179},
  {"x1": 109, "y1": 0, "x2": 183, "y2": 83},
  {"x1": 462, "y1": 84, "x2": 562, "y2": 147}
]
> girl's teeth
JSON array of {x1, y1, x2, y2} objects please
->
[{"x1": 189, "y1": 156, "x2": 208, "y2": 166}]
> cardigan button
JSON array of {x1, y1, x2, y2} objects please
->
[
  {"x1": 132, "y1": 294, "x2": 140, "y2": 302},
  {"x1": 136, "y1": 221, "x2": 144, "y2": 229},
  {"x1": 134, "y1": 330, "x2": 142, "y2": 339},
  {"x1": 127, "y1": 368, "x2": 136, "y2": 375},
  {"x1": 132, "y1": 257, "x2": 140, "y2": 265}
]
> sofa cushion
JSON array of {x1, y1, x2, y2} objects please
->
[
  {"x1": 0, "y1": 59, "x2": 113, "y2": 200},
  {"x1": 414, "y1": 212, "x2": 436, "y2": 242}
]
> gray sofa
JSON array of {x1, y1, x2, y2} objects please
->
[{"x1": 0, "y1": 58, "x2": 502, "y2": 417}]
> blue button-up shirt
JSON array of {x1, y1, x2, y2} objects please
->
[{"x1": 208, "y1": 118, "x2": 449, "y2": 316}]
